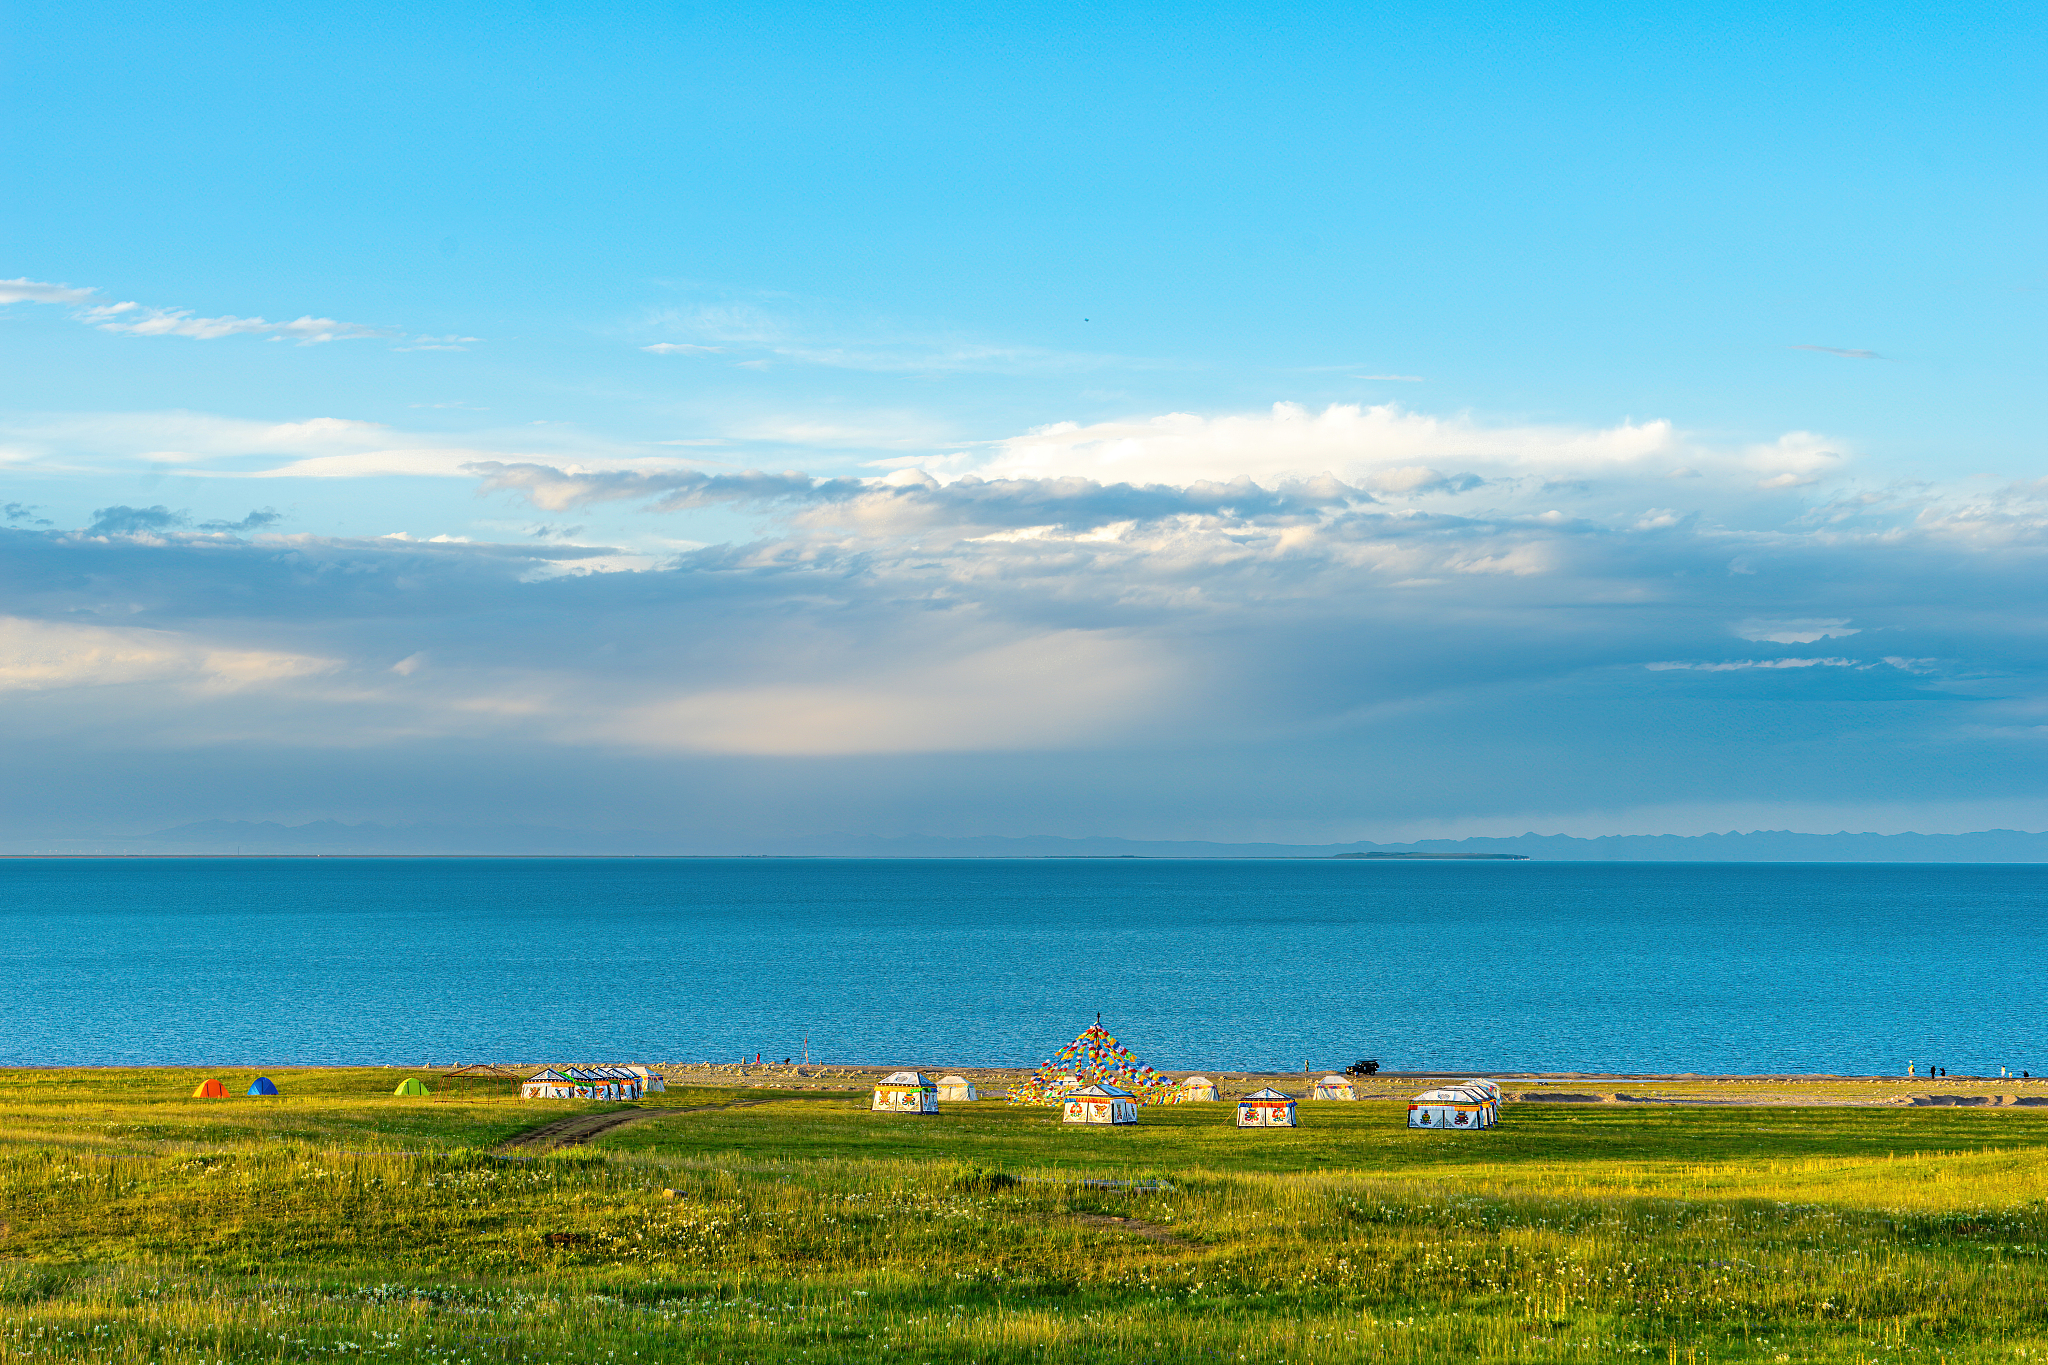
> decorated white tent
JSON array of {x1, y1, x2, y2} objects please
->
[
  {"x1": 936, "y1": 1074, "x2": 978, "y2": 1101},
  {"x1": 871, "y1": 1071, "x2": 939, "y2": 1114},
  {"x1": 1408, "y1": 1086, "x2": 1493, "y2": 1130},
  {"x1": 1062, "y1": 1082, "x2": 1137, "y2": 1125},
  {"x1": 1313, "y1": 1074, "x2": 1357, "y2": 1100},
  {"x1": 625, "y1": 1065, "x2": 666, "y2": 1094},
  {"x1": 521, "y1": 1067, "x2": 644, "y2": 1101},
  {"x1": 1179, "y1": 1075, "x2": 1219, "y2": 1102},
  {"x1": 1236, "y1": 1087, "x2": 1298, "y2": 1128}
]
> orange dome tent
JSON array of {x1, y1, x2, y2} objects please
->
[{"x1": 191, "y1": 1078, "x2": 228, "y2": 1099}]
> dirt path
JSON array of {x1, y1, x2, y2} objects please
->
[
  {"x1": 497, "y1": 1099, "x2": 776, "y2": 1153},
  {"x1": 497, "y1": 1108, "x2": 668, "y2": 1151}
]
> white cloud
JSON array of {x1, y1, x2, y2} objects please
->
[
  {"x1": 250, "y1": 449, "x2": 505, "y2": 479},
  {"x1": 641, "y1": 298, "x2": 1133, "y2": 375},
  {"x1": 78, "y1": 302, "x2": 390, "y2": 344},
  {"x1": 0, "y1": 277, "x2": 96, "y2": 305},
  {"x1": 0, "y1": 410, "x2": 711, "y2": 483},
  {"x1": 1645, "y1": 657, "x2": 1861, "y2": 672},
  {"x1": 1734, "y1": 618, "x2": 1860, "y2": 643},
  {"x1": 1, "y1": 275, "x2": 409, "y2": 346},
  {"x1": 0, "y1": 616, "x2": 335, "y2": 693},
  {"x1": 908, "y1": 405, "x2": 1861, "y2": 507},
  {"x1": 394, "y1": 335, "x2": 480, "y2": 352},
  {"x1": 967, "y1": 402, "x2": 1683, "y2": 488}
]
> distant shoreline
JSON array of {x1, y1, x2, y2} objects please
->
[
  {"x1": 8, "y1": 823, "x2": 2048, "y2": 862},
  {"x1": 6, "y1": 1063, "x2": 2039, "y2": 1109},
  {"x1": 1331, "y1": 851, "x2": 1530, "y2": 860},
  {"x1": 10, "y1": 852, "x2": 2048, "y2": 863},
  {"x1": 0, "y1": 852, "x2": 1546, "y2": 860}
]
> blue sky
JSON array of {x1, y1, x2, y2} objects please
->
[{"x1": 1, "y1": 1, "x2": 2043, "y2": 844}]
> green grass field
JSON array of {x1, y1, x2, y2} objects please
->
[{"x1": 4, "y1": 1068, "x2": 2046, "y2": 1362}]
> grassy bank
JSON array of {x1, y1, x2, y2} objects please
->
[{"x1": 2, "y1": 1069, "x2": 2045, "y2": 1361}]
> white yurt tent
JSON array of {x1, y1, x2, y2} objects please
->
[
  {"x1": 1178, "y1": 1075, "x2": 1219, "y2": 1102},
  {"x1": 1460, "y1": 1079, "x2": 1502, "y2": 1122},
  {"x1": 936, "y1": 1074, "x2": 978, "y2": 1101},
  {"x1": 871, "y1": 1071, "x2": 939, "y2": 1114},
  {"x1": 1062, "y1": 1082, "x2": 1137, "y2": 1125},
  {"x1": 1236, "y1": 1087, "x2": 1299, "y2": 1128},
  {"x1": 1313, "y1": 1074, "x2": 1357, "y2": 1100},
  {"x1": 1408, "y1": 1086, "x2": 1492, "y2": 1130},
  {"x1": 625, "y1": 1065, "x2": 667, "y2": 1094}
]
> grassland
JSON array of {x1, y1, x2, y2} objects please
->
[{"x1": 3, "y1": 1068, "x2": 2047, "y2": 1362}]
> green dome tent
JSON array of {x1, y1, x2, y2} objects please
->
[{"x1": 392, "y1": 1077, "x2": 430, "y2": 1097}]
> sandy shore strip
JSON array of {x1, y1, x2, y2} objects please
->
[{"x1": 417, "y1": 1062, "x2": 2048, "y2": 1108}]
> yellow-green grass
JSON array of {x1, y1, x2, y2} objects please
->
[{"x1": 2, "y1": 1069, "x2": 2047, "y2": 1362}]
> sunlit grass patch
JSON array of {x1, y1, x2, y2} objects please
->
[{"x1": 1, "y1": 1071, "x2": 2046, "y2": 1361}]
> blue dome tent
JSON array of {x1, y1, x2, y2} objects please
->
[{"x1": 246, "y1": 1077, "x2": 279, "y2": 1097}]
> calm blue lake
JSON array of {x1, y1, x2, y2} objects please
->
[{"x1": 3, "y1": 858, "x2": 2041, "y2": 1075}]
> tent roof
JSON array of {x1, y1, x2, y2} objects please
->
[
  {"x1": 558, "y1": 1066, "x2": 638, "y2": 1081},
  {"x1": 1070, "y1": 1083, "x2": 1133, "y2": 1098},
  {"x1": 1415, "y1": 1088, "x2": 1487, "y2": 1102},
  {"x1": 1241, "y1": 1087, "x2": 1295, "y2": 1101},
  {"x1": 1181, "y1": 1075, "x2": 1212, "y2": 1084},
  {"x1": 1319, "y1": 1075, "x2": 1351, "y2": 1084},
  {"x1": 937, "y1": 1075, "x2": 969, "y2": 1084},
  {"x1": 878, "y1": 1071, "x2": 932, "y2": 1087}
]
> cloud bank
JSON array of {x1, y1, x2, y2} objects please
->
[{"x1": 0, "y1": 396, "x2": 2042, "y2": 841}]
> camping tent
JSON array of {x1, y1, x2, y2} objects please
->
[
  {"x1": 936, "y1": 1074, "x2": 978, "y2": 1101},
  {"x1": 1179, "y1": 1075, "x2": 1219, "y2": 1102},
  {"x1": 393, "y1": 1077, "x2": 431, "y2": 1097},
  {"x1": 1236, "y1": 1087, "x2": 1298, "y2": 1128},
  {"x1": 191, "y1": 1078, "x2": 228, "y2": 1099},
  {"x1": 1062, "y1": 1083, "x2": 1137, "y2": 1125},
  {"x1": 246, "y1": 1077, "x2": 279, "y2": 1097},
  {"x1": 625, "y1": 1065, "x2": 666, "y2": 1094},
  {"x1": 1418, "y1": 1082, "x2": 1499, "y2": 1125},
  {"x1": 520, "y1": 1067, "x2": 643, "y2": 1101},
  {"x1": 1313, "y1": 1074, "x2": 1357, "y2": 1100},
  {"x1": 1408, "y1": 1087, "x2": 1492, "y2": 1130},
  {"x1": 871, "y1": 1071, "x2": 939, "y2": 1114},
  {"x1": 1008, "y1": 1021, "x2": 1184, "y2": 1106}
]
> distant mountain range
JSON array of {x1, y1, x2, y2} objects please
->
[{"x1": 4, "y1": 819, "x2": 2046, "y2": 861}]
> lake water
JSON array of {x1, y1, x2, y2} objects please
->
[{"x1": 4, "y1": 858, "x2": 2043, "y2": 1075}]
